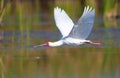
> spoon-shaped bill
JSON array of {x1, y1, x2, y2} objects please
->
[{"x1": 34, "y1": 44, "x2": 46, "y2": 48}]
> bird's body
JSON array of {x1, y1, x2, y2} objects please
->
[
  {"x1": 48, "y1": 37, "x2": 88, "y2": 47},
  {"x1": 34, "y1": 6, "x2": 101, "y2": 48},
  {"x1": 64, "y1": 37, "x2": 89, "y2": 46}
]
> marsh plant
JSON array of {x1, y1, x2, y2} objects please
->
[{"x1": 0, "y1": 0, "x2": 10, "y2": 41}]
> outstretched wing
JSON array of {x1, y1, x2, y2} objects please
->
[
  {"x1": 69, "y1": 6, "x2": 95, "y2": 39},
  {"x1": 54, "y1": 7, "x2": 74, "y2": 37}
]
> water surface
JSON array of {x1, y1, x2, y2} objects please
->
[{"x1": 0, "y1": 19, "x2": 120, "y2": 78}]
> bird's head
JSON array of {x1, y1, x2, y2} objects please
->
[
  {"x1": 44, "y1": 42, "x2": 55, "y2": 47},
  {"x1": 45, "y1": 42, "x2": 50, "y2": 47},
  {"x1": 45, "y1": 42, "x2": 55, "y2": 47}
]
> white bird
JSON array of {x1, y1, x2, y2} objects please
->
[{"x1": 34, "y1": 6, "x2": 101, "y2": 48}]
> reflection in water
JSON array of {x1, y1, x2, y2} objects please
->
[{"x1": 0, "y1": 47, "x2": 120, "y2": 78}]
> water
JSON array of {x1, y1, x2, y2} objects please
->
[
  {"x1": 1, "y1": 47, "x2": 120, "y2": 78},
  {"x1": 0, "y1": 19, "x2": 120, "y2": 78},
  {"x1": 2, "y1": 27, "x2": 120, "y2": 48}
]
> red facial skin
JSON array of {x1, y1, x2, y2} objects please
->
[{"x1": 45, "y1": 42, "x2": 49, "y2": 47}]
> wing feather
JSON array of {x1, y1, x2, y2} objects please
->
[
  {"x1": 54, "y1": 7, "x2": 74, "y2": 37},
  {"x1": 69, "y1": 6, "x2": 95, "y2": 39}
]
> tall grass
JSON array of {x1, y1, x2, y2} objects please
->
[
  {"x1": 0, "y1": 1, "x2": 10, "y2": 22},
  {"x1": 0, "y1": 58, "x2": 5, "y2": 78},
  {"x1": 104, "y1": 0, "x2": 115, "y2": 14},
  {"x1": 0, "y1": 0, "x2": 10, "y2": 42},
  {"x1": 16, "y1": 1, "x2": 23, "y2": 35},
  {"x1": 2, "y1": 0, "x2": 119, "y2": 32}
]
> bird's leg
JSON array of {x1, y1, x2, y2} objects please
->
[{"x1": 85, "y1": 41, "x2": 101, "y2": 46}]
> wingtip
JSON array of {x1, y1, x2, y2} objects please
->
[
  {"x1": 54, "y1": 6, "x2": 63, "y2": 13},
  {"x1": 54, "y1": 6, "x2": 59, "y2": 10},
  {"x1": 85, "y1": 5, "x2": 94, "y2": 11},
  {"x1": 82, "y1": 5, "x2": 95, "y2": 16},
  {"x1": 56, "y1": 6, "x2": 59, "y2": 9},
  {"x1": 54, "y1": 6, "x2": 58, "y2": 10}
]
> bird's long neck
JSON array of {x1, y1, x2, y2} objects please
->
[{"x1": 48, "y1": 40, "x2": 63, "y2": 47}]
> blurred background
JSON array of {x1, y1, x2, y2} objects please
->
[{"x1": 0, "y1": 0, "x2": 120, "y2": 78}]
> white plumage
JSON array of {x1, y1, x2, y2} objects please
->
[
  {"x1": 54, "y1": 7, "x2": 74, "y2": 37},
  {"x1": 34, "y1": 6, "x2": 101, "y2": 48},
  {"x1": 69, "y1": 6, "x2": 95, "y2": 39}
]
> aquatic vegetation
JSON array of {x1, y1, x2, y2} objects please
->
[
  {"x1": 0, "y1": 0, "x2": 11, "y2": 41},
  {"x1": 0, "y1": 0, "x2": 10, "y2": 24},
  {"x1": 0, "y1": 1, "x2": 120, "y2": 78}
]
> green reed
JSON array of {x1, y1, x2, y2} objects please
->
[
  {"x1": 0, "y1": 58, "x2": 5, "y2": 78},
  {"x1": 13, "y1": 1, "x2": 29, "y2": 62},
  {"x1": 16, "y1": 1, "x2": 23, "y2": 35},
  {"x1": 0, "y1": 0, "x2": 11, "y2": 26},
  {"x1": 1, "y1": 0, "x2": 120, "y2": 30},
  {"x1": 0, "y1": 1, "x2": 10, "y2": 77},
  {"x1": 103, "y1": 0, "x2": 115, "y2": 13}
]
